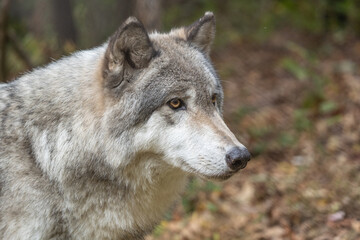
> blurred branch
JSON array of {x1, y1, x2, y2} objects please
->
[{"x1": 0, "y1": 0, "x2": 10, "y2": 82}]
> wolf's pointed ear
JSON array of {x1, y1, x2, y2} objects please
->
[
  {"x1": 102, "y1": 17, "x2": 156, "y2": 88},
  {"x1": 185, "y1": 12, "x2": 215, "y2": 55}
]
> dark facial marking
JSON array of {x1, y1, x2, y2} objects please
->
[{"x1": 163, "y1": 112, "x2": 175, "y2": 125}]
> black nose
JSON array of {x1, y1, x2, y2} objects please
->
[{"x1": 225, "y1": 147, "x2": 251, "y2": 171}]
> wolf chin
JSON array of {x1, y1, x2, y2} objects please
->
[{"x1": 0, "y1": 12, "x2": 250, "y2": 239}]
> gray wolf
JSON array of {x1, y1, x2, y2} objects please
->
[{"x1": 0, "y1": 12, "x2": 250, "y2": 239}]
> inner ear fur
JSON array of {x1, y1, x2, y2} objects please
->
[
  {"x1": 185, "y1": 12, "x2": 216, "y2": 55},
  {"x1": 102, "y1": 17, "x2": 156, "y2": 88}
]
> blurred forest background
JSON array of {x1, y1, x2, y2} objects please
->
[{"x1": 1, "y1": 0, "x2": 360, "y2": 239}]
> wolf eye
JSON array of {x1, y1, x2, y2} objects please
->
[
  {"x1": 212, "y1": 94, "x2": 217, "y2": 105},
  {"x1": 167, "y1": 98, "x2": 185, "y2": 110}
]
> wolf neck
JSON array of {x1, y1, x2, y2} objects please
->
[{"x1": 63, "y1": 152, "x2": 188, "y2": 238}]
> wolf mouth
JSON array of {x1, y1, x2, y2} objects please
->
[
  {"x1": 179, "y1": 159, "x2": 239, "y2": 181},
  {"x1": 204, "y1": 173, "x2": 234, "y2": 181}
]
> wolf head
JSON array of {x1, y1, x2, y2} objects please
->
[{"x1": 101, "y1": 12, "x2": 250, "y2": 180}]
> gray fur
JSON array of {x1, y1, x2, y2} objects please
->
[{"x1": 0, "y1": 13, "x2": 248, "y2": 239}]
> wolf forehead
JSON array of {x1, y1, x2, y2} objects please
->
[{"x1": 136, "y1": 34, "x2": 222, "y2": 101}]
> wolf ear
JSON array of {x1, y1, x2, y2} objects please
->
[
  {"x1": 185, "y1": 12, "x2": 216, "y2": 55},
  {"x1": 102, "y1": 17, "x2": 156, "y2": 88}
]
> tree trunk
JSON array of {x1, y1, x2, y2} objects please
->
[
  {"x1": 117, "y1": 0, "x2": 136, "y2": 24},
  {"x1": 0, "y1": 0, "x2": 10, "y2": 82},
  {"x1": 134, "y1": 0, "x2": 162, "y2": 31},
  {"x1": 51, "y1": 0, "x2": 77, "y2": 46}
]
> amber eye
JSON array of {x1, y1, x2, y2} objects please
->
[
  {"x1": 168, "y1": 98, "x2": 184, "y2": 110},
  {"x1": 212, "y1": 95, "x2": 217, "y2": 105}
]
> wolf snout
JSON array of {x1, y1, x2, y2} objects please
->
[{"x1": 225, "y1": 147, "x2": 251, "y2": 171}]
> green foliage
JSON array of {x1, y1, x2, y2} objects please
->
[
  {"x1": 152, "y1": 223, "x2": 166, "y2": 237},
  {"x1": 182, "y1": 178, "x2": 221, "y2": 215},
  {"x1": 294, "y1": 109, "x2": 312, "y2": 132},
  {"x1": 212, "y1": 233, "x2": 220, "y2": 240},
  {"x1": 249, "y1": 126, "x2": 272, "y2": 138},
  {"x1": 277, "y1": 42, "x2": 337, "y2": 135},
  {"x1": 281, "y1": 58, "x2": 308, "y2": 81},
  {"x1": 320, "y1": 101, "x2": 337, "y2": 114},
  {"x1": 278, "y1": 132, "x2": 297, "y2": 147},
  {"x1": 206, "y1": 202, "x2": 218, "y2": 213},
  {"x1": 252, "y1": 142, "x2": 268, "y2": 156},
  {"x1": 232, "y1": 106, "x2": 255, "y2": 122}
]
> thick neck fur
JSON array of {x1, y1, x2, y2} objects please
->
[{"x1": 2, "y1": 46, "x2": 188, "y2": 239}]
